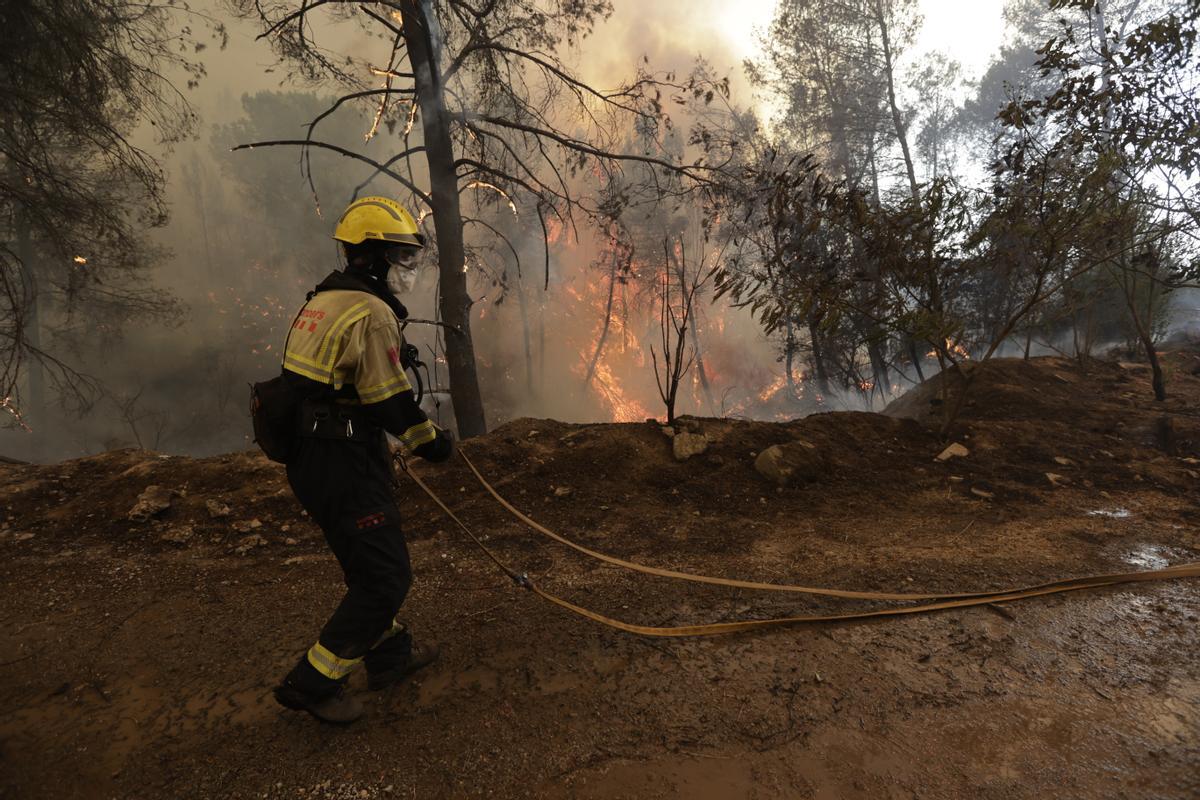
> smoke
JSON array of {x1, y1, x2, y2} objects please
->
[{"x1": 0, "y1": 0, "x2": 797, "y2": 462}]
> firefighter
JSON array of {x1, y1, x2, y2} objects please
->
[{"x1": 272, "y1": 196, "x2": 453, "y2": 724}]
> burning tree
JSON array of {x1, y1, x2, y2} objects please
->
[{"x1": 236, "y1": 0, "x2": 728, "y2": 437}]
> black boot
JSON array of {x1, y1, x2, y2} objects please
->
[
  {"x1": 366, "y1": 638, "x2": 440, "y2": 691},
  {"x1": 274, "y1": 680, "x2": 364, "y2": 724}
]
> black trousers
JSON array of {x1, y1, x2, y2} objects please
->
[{"x1": 282, "y1": 432, "x2": 414, "y2": 695}]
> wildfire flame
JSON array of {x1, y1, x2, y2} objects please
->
[{"x1": 927, "y1": 338, "x2": 971, "y2": 360}]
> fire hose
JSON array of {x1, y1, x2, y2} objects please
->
[{"x1": 395, "y1": 450, "x2": 1200, "y2": 637}]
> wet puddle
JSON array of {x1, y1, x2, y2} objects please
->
[
  {"x1": 1124, "y1": 544, "x2": 1172, "y2": 570},
  {"x1": 1087, "y1": 508, "x2": 1132, "y2": 519}
]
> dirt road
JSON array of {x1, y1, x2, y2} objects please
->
[{"x1": 2, "y1": 357, "x2": 1198, "y2": 798}]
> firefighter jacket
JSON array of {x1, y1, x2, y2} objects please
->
[{"x1": 282, "y1": 269, "x2": 451, "y2": 461}]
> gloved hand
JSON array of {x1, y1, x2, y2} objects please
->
[
  {"x1": 415, "y1": 427, "x2": 454, "y2": 463},
  {"x1": 437, "y1": 428, "x2": 455, "y2": 459}
]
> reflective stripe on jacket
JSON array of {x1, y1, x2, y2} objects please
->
[{"x1": 283, "y1": 287, "x2": 437, "y2": 451}]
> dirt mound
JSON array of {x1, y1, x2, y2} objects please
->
[
  {"x1": 886, "y1": 355, "x2": 1200, "y2": 457},
  {"x1": 3, "y1": 356, "x2": 1200, "y2": 799}
]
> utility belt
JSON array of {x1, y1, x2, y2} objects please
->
[{"x1": 297, "y1": 399, "x2": 379, "y2": 443}]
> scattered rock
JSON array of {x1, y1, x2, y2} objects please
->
[
  {"x1": 660, "y1": 426, "x2": 676, "y2": 438},
  {"x1": 1053, "y1": 456, "x2": 1073, "y2": 466},
  {"x1": 232, "y1": 518, "x2": 263, "y2": 533},
  {"x1": 948, "y1": 475, "x2": 964, "y2": 483},
  {"x1": 553, "y1": 486, "x2": 573, "y2": 497},
  {"x1": 1046, "y1": 472, "x2": 1070, "y2": 487},
  {"x1": 672, "y1": 431, "x2": 709, "y2": 462},
  {"x1": 161, "y1": 525, "x2": 194, "y2": 546},
  {"x1": 284, "y1": 537, "x2": 298, "y2": 546},
  {"x1": 233, "y1": 533, "x2": 268, "y2": 555},
  {"x1": 205, "y1": 499, "x2": 231, "y2": 518},
  {"x1": 755, "y1": 440, "x2": 826, "y2": 486},
  {"x1": 128, "y1": 485, "x2": 173, "y2": 522},
  {"x1": 970, "y1": 486, "x2": 995, "y2": 500},
  {"x1": 13, "y1": 532, "x2": 35, "y2": 542},
  {"x1": 936, "y1": 443, "x2": 970, "y2": 462}
]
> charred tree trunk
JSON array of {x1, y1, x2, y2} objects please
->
[
  {"x1": 906, "y1": 336, "x2": 925, "y2": 383},
  {"x1": 402, "y1": 0, "x2": 486, "y2": 437},
  {"x1": 513, "y1": 268, "x2": 534, "y2": 397},
  {"x1": 785, "y1": 317, "x2": 800, "y2": 398},
  {"x1": 583, "y1": 250, "x2": 619, "y2": 388},
  {"x1": 807, "y1": 315, "x2": 832, "y2": 398}
]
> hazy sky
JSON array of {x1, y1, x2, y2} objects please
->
[
  {"x1": 193, "y1": 0, "x2": 1010, "y2": 125},
  {"x1": 714, "y1": 0, "x2": 1007, "y2": 76}
]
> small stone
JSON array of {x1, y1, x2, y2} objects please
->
[
  {"x1": 970, "y1": 487, "x2": 995, "y2": 500},
  {"x1": 553, "y1": 486, "x2": 573, "y2": 497},
  {"x1": 13, "y1": 532, "x2": 34, "y2": 542},
  {"x1": 660, "y1": 426, "x2": 676, "y2": 438},
  {"x1": 161, "y1": 525, "x2": 194, "y2": 545},
  {"x1": 206, "y1": 499, "x2": 231, "y2": 519},
  {"x1": 285, "y1": 537, "x2": 298, "y2": 546},
  {"x1": 232, "y1": 518, "x2": 264, "y2": 533},
  {"x1": 128, "y1": 485, "x2": 173, "y2": 522},
  {"x1": 1046, "y1": 472, "x2": 1069, "y2": 487},
  {"x1": 1053, "y1": 456, "x2": 1073, "y2": 466},
  {"x1": 936, "y1": 443, "x2": 969, "y2": 462},
  {"x1": 948, "y1": 476, "x2": 964, "y2": 483},
  {"x1": 672, "y1": 431, "x2": 709, "y2": 462},
  {"x1": 754, "y1": 440, "x2": 826, "y2": 486},
  {"x1": 233, "y1": 533, "x2": 268, "y2": 555}
]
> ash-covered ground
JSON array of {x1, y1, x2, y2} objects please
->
[{"x1": 2, "y1": 354, "x2": 1199, "y2": 799}]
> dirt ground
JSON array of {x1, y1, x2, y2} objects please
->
[{"x1": 2, "y1": 354, "x2": 1199, "y2": 799}]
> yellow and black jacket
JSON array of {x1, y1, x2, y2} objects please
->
[{"x1": 282, "y1": 270, "x2": 450, "y2": 461}]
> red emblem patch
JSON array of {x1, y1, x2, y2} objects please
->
[
  {"x1": 387, "y1": 345, "x2": 401, "y2": 366},
  {"x1": 355, "y1": 512, "x2": 387, "y2": 530}
]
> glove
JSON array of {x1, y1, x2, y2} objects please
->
[{"x1": 415, "y1": 427, "x2": 454, "y2": 463}]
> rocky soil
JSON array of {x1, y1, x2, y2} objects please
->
[{"x1": 1, "y1": 354, "x2": 1199, "y2": 799}]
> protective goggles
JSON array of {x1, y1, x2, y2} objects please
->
[{"x1": 384, "y1": 244, "x2": 422, "y2": 269}]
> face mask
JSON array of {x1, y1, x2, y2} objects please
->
[{"x1": 387, "y1": 265, "x2": 419, "y2": 296}]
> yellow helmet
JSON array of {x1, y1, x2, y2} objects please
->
[{"x1": 332, "y1": 196, "x2": 425, "y2": 247}]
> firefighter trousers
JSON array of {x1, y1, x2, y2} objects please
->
[{"x1": 281, "y1": 431, "x2": 414, "y2": 697}]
